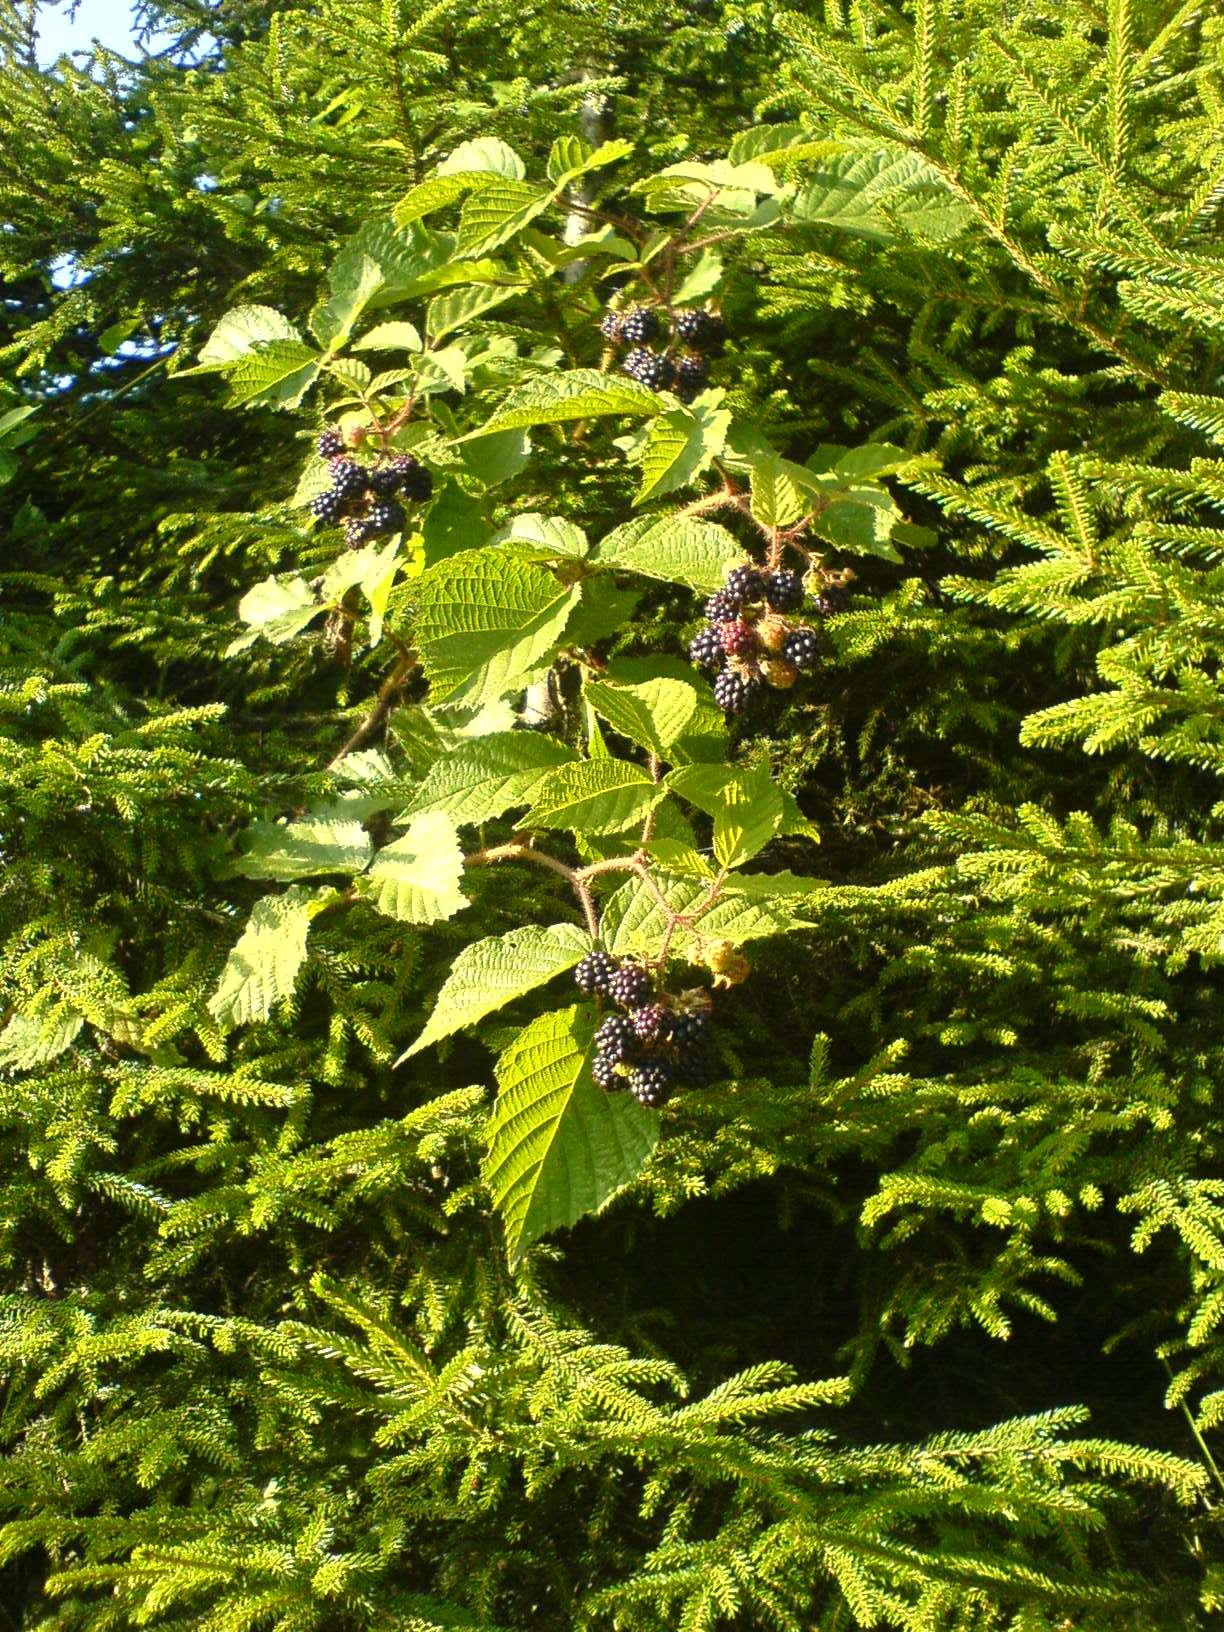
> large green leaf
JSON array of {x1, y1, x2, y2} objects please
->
[
  {"x1": 400, "y1": 732, "x2": 577, "y2": 826},
  {"x1": 413, "y1": 548, "x2": 581, "y2": 708},
  {"x1": 195, "y1": 304, "x2": 300, "y2": 368},
  {"x1": 310, "y1": 252, "x2": 384, "y2": 351},
  {"x1": 791, "y1": 144, "x2": 974, "y2": 243},
  {"x1": 208, "y1": 886, "x2": 330, "y2": 1030},
  {"x1": 225, "y1": 341, "x2": 322, "y2": 410},
  {"x1": 399, "y1": 923, "x2": 591, "y2": 1061},
  {"x1": 357, "y1": 811, "x2": 469, "y2": 924},
  {"x1": 457, "y1": 178, "x2": 552, "y2": 256},
  {"x1": 491, "y1": 513, "x2": 589, "y2": 560},
  {"x1": 668, "y1": 763, "x2": 784, "y2": 868},
  {"x1": 584, "y1": 678, "x2": 699, "y2": 758},
  {"x1": 600, "y1": 869, "x2": 817, "y2": 959},
  {"x1": 459, "y1": 368, "x2": 666, "y2": 440},
  {"x1": 521, "y1": 758, "x2": 664, "y2": 836},
  {"x1": 427, "y1": 283, "x2": 517, "y2": 340},
  {"x1": 483, "y1": 1006, "x2": 659, "y2": 1265},
  {"x1": 634, "y1": 397, "x2": 731, "y2": 505},
  {"x1": 232, "y1": 819, "x2": 372, "y2": 881},
  {"x1": 593, "y1": 515, "x2": 747, "y2": 592},
  {"x1": 230, "y1": 574, "x2": 321, "y2": 651}
]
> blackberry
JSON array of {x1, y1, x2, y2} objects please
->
[
  {"x1": 632, "y1": 1003, "x2": 672, "y2": 1046},
  {"x1": 688, "y1": 626, "x2": 726, "y2": 671},
  {"x1": 308, "y1": 488, "x2": 344, "y2": 525},
  {"x1": 622, "y1": 346, "x2": 652, "y2": 382},
  {"x1": 720, "y1": 620, "x2": 756, "y2": 658},
  {"x1": 704, "y1": 589, "x2": 742, "y2": 624},
  {"x1": 600, "y1": 310, "x2": 624, "y2": 344},
  {"x1": 671, "y1": 1011, "x2": 712, "y2": 1055},
  {"x1": 814, "y1": 584, "x2": 851, "y2": 617},
  {"x1": 366, "y1": 498, "x2": 406, "y2": 537},
  {"x1": 592, "y1": 1053, "x2": 623, "y2": 1092},
  {"x1": 344, "y1": 516, "x2": 371, "y2": 550},
  {"x1": 619, "y1": 305, "x2": 659, "y2": 345},
  {"x1": 629, "y1": 1061, "x2": 673, "y2": 1109},
  {"x1": 369, "y1": 462, "x2": 405, "y2": 495},
  {"x1": 783, "y1": 626, "x2": 821, "y2": 670},
  {"x1": 329, "y1": 458, "x2": 368, "y2": 499},
  {"x1": 635, "y1": 351, "x2": 675, "y2": 393},
  {"x1": 594, "y1": 1015, "x2": 637, "y2": 1065},
  {"x1": 574, "y1": 951, "x2": 618, "y2": 996},
  {"x1": 398, "y1": 460, "x2": 433, "y2": 504},
  {"x1": 317, "y1": 427, "x2": 345, "y2": 459},
  {"x1": 607, "y1": 964, "x2": 653, "y2": 1011},
  {"x1": 713, "y1": 669, "x2": 754, "y2": 715},
  {"x1": 672, "y1": 308, "x2": 723, "y2": 349},
  {"x1": 674, "y1": 353, "x2": 709, "y2": 402},
  {"x1": 725, "y1": 564, "x2": 765, "y2": 604},
  {"x1": 765, "y1": 569, "x2": 804, "y2": 612}
]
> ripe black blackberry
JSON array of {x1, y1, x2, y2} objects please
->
[
  {"x1": 574, "y1": 951, "x2": 618, "y2": 995},
  {"x1": 317, "y1": 427, "x2": 345, "y2": 459},
  {"x1": 600, "y1": 310, "x2": 624, "y2": 344},
  {"x1": 619, "y1": 305, "x2": 659, "y2": 345},
  {"x1": 765, "y1": 569, "x2": 804, "y2": 612},
  {"x1": 592, "y1": 1053, "x2": 623, "y2": 1092},
  {"x1": 713, "y1": 669, "x2": 754, "y2": 715},
  {"x1": 344, "y1": 516, "x2": 371, "y2": 550},
  {"x1": 308, "y1": 488, "x2": 344, "y2": 525},
  {"x1": 635, "y1": 351, "x2": 674, "y2": 392},
  {"x1": 329, "y1": 458, "x2": 368, "y2": 499},
  {"x1": 369, "y1": 462, "x2": 403, "y2": 496},
  {"x1": 671, "y1": 1011, "x2": 712, "y2": 1056},
  {"x1": 720, "y1": 620, "x2": 756, "y2": 658},
  {"x1": 814, "y1": 584, "x2": 851, "y2": 617},
  {"x1": 622, "y1": 347, "x2": 652, "y2": 382},
  {"x1": 607, "y1": 964, "x2": 653, "y2": 1011},
  {"x1": 629, "y1": 1061, "x2": 673, "y2": 1109},
  {"x1": 783, "y1": 626, "x2": 820, "y2": 670},
  {"x1": 594, "y1": 1015, "x2": 637, "y2": 1065},
  {"x1": 632, "y1": 1003, "x2": 672, "y2": 1046},
  {"x1": 398, "y1": 460, "x2": 433, "y2": 503},
  {"x1": 725, "y1": 564, "x2": 765, "y2": 604},
  {"x1": 704, "y1": 589, "x2": 742, "y2": 624},
  {"x1": 674, "y1": 353, "x2": 709, "y2": 402},
  {"x1": 366, "y1": 498, "x2": 406, "y2": 537},
  {"x1": 688, "y1": 626, "x2": 726, "y2": 671},
  {"x1": 673, "y1": 308, "x2": 724, "y2": 349}
]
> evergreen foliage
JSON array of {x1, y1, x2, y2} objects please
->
[{"x1": 4, "y1": 0, "x2": 1224, "y2": 1626}]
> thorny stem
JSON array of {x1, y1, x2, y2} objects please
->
[{"x1": 328, "y1": 649, "x2": 418, "y2": 768}]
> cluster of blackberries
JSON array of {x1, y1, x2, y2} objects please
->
[
  {"x1": 688, "y1": 563, "x2": 851, "y2": 715},
  {"x1": 574, "y1": 951, "x2": 716, "y2": 1108},
  {"x1": 600, "y1": 303, "x2": 727, "y2": 404},
  {"x1": 308, "y1": 427, "x2": 433, "y2": 549}
]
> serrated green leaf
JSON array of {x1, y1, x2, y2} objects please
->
[
  {"x1": 422, "y1": 480, "x2": 492, "y2": 563},
  {"x1": 791, "y1": 144, "x2": 973, "y2": 243},
  {"x1": 208, "y1": 886, "x2": 331, "y2": 1030},
  {"x1": 671, "y1": 248, "x2": 724, "y2": 304},
  {"x1": 546, "y1": 135, "x2": 634, "y2": 186},
  {"x1": 353, "y1": 320, "x2": 423, "y2": 352},
  {"x1": 600, "y1": 869, "x2": 816, "y2": 958},
  {"x1": 427, "y1": 283, "x2": 516, "y2": 339},
  {"x1": 457, "y1": 178, "x2": 551, "y2": 256},
  {"x1": 584, "y1": 678, "x2": 698, "y2": 757},
  {"x1": 400, "y1": 731, "x2": 577, "y2": 826},
  {"x1": 232, "y1": 819, "x2": 372, "y2": 881},
  {"x1": 400, "y1": 923, "x2": 591, "y2": 1060},
  {"x1": 635, "y1": 398, "x2": 730, "y2": 505},
  {"x1": 225, "y1": 341, "x2": 321, "y2": 410},
  {"x1": 521, "y1": 758, "x2": 662, "y2": 836},
  {"x1": 414, "y1": 548, "x2": 581, "y2": 707},
  {"x1": 0, "y1": 1008, "x2": 84, "y2": 1070},
  {"x1": 357, "y1": 811, "x2": 468, "y2": 924},
  {"x1": 491, "y1": 513, "x2": 588, "y2": 560},
  {"x1": 196, "y1": 304, "x2": 300, "y2": 368},
  {"x1": 438, "y1": 137, "x2": 525, "y2": 179},
  {"x1": 594, "y1": 515, "x2": 746, "y2": 592},
  {"x1": 483, "y1": 1006, "x2": 658, "y2": 1265},
  {"x1": 666, "y1": 763, "x2": 785, "y2": 866},
  {"x1": 814, "y1": 487, "x2": 903, "y2": 559},
  {"x1": 310, "y1": 252, "x2": 384, "y2": 351},
  {"x1": 459, "y1": 368, "x2": 665, "y2": 440},
  {"x1": 232, "y1": 574, "x2": 320, "y2": 650},
  {"x1": 458, "y1": 427, "x2": 531, "y2": 488},
  {"x1": 748, "y1": 453, "x2": 809, "y2": 528}
]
